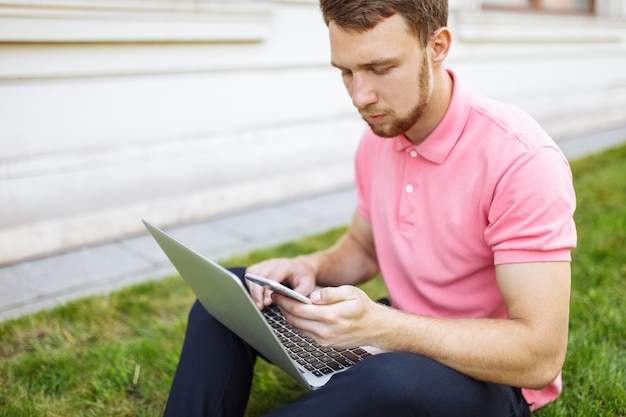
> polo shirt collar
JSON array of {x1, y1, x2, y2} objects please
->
[{"x1": 392, "y1": 70, "x2": 472, "y2": 164}]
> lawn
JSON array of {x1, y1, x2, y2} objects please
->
[{"x1": 1, "y1": 143, "x2": 625, "y2": 416}]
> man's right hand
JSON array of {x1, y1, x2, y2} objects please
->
[{"x1": 245, "y1": 257, "x2": 317, "y2": 310}]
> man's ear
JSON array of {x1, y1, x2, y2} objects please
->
[{"x1": 430, "y1": 27, "x2": 452, "y2": 65}]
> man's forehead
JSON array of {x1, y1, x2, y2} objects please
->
[{"x1": 328, "y1": 15, "x2": 416, "y2": 68}]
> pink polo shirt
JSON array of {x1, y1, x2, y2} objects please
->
[{"x1": 355, "y1": 70, "x2": 577, "y2": 410}]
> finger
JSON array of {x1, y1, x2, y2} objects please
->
[
  {"x1": 247, "y1": 281, "x2": 266, "y2": 310},
  {"x1": 310, "y1": 285, "x2": 358, "y2": 305},
  {"x1": 252, "y1": 286, "x2": 276, "y2": 310},
  {"x1": 263, "y1": 288, "x2": 274, "y2": 307},
  {"x1": 273, "y1": 293, "x2": 341, "y2": 347},
  {"x1": 247, "y1": 260, "x2": 290, "y2": 284},
  {"x1": 246, "y1": 275, "x2": 274, "y2": 310},
  {"x1": 245, "y1": 263, "x2": 285, "y2": 309},
  {"x1": 291, "y1": 279, "x2": 314, "y2": 298}
]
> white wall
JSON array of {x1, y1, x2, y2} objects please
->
[
  {"x1": 448, "y1": 10, "x2": 626, "y2": 138},
  {"x1": 0, "y1": 1, "x2": 363, "y2": 265},
  {"x1": 1, "y1": 0, "x2": 625, "y2": 265}
]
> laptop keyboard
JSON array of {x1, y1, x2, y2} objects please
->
[{"x1": 263, "y1": 304, "x2": 373, "y2": 377}]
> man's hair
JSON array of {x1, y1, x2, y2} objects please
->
[{"x1": 319, "y1": 0, "x2": 448, "y2": 48}]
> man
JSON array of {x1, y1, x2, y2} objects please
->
[{"x1": 163, "y1": 1, "x2": 577, "y2": 416}]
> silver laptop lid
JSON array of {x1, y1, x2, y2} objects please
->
[{"x1": 143, "y1": 220, "x2": 323, "y2": 389}]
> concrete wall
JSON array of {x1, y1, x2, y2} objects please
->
[
  {"x1": 448, "y1": 7, "x2": 626, "y2": 138},
  {"x1": 1, "y1": 0, "x2": 625, "y2": 265}
]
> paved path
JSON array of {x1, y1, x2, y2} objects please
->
[
  {"x1": 1, "y1": 126, "x2": 625, "y2": 322},
  {"x1": 0, "y1": 188, "x2": 357, "y2": 322}
]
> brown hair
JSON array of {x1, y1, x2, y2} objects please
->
[{"x1": 319, "y1": 0, "x2": 448, "y2": 48}]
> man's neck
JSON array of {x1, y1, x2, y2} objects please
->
[{"x1": 404, "y1": 69, "x2": 454, "y2": 145}]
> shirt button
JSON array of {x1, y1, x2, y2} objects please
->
[
  {"x1": 405, "y1": 184, "x2": 414, "y2": 193},
  {"x1": 409, "y1": 150, "x2": 418, "y2": 158}
]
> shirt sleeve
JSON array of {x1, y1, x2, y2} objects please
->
[{"x1": 485, "y1": 144, "x2": 577, "y2": 265}]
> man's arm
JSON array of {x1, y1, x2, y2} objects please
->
[
  {"x1": 278, "y1": 261, "x2": 571, "y2": 389},
  {"x1": 380, "y1": 261, "x2": 571, "y2": 388},
  {"x1": 304, "y1": 210, "x2": 379, "y2": 287}
]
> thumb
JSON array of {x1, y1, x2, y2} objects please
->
[{"x1": 310, "y1": 286, "x2": 356, "y2": 305}]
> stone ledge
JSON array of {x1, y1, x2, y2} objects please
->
[{"x1": 0, "y1": 0, "x2": 273, "y2": 43}]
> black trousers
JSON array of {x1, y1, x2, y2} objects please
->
[{"x1": 163, "y1": 267, "x2": 531, "y2": 417}]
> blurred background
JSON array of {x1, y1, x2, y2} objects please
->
[{"x1": 1, "y1": 0, "x2": 625, "y2": 266}]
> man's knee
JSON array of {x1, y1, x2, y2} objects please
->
[
  {"x1": 338, "y1": 352, "x2": 526, "y2": 417},
  {"x1": 339, "y1": 352, "x2": 440, "y2": 408},
  {"x1": 187, "y1": 266, "x2": 246, "y2": 328},
  {"x1": 187, "y1": 299, "x2": 211, "y2": 326}
]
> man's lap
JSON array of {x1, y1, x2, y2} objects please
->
[
  {"x1": 164, "y1": 267, "x2": 530, "y2": 417},
  {"x1": 264, "y1": 351, "x2": 529, "y2": 417}
]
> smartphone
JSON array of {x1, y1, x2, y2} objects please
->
[{"x1": 245, "y1": 273, "x2": 312, "y2": 304}]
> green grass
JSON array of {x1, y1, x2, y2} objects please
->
[{"x1": 1, "y1": 144, "x2": 625, "y2": 416}]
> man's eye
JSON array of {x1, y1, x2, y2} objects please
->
[{"x1": 372, "y1": 67, "x2": 391, "y2": 75}]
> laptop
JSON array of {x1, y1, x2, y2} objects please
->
[{"x1": 143, "y1": 220, "x2": 381, "y2": 390}]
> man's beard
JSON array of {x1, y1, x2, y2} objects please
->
[{"x1": 361, "y1": 55, "x2": 431, "y2": 138}]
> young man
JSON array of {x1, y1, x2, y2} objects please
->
[{"x1": 163, "y1": 1, "x2": 577, "y2": 416}]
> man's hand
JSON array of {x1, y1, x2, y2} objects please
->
[
  {"x1": 246, "y1": 211, "x2": 379, "y2": 311},
  {"x1": 273, "y1": 285, "x2": 387, "y2": 349},
  {"x1": 246, "y1": 257, "x2": 317, "y2": 310}
]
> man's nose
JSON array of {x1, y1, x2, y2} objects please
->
[{"x1": 350, "y1": 74, "x2": 377, "y2": 110}]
